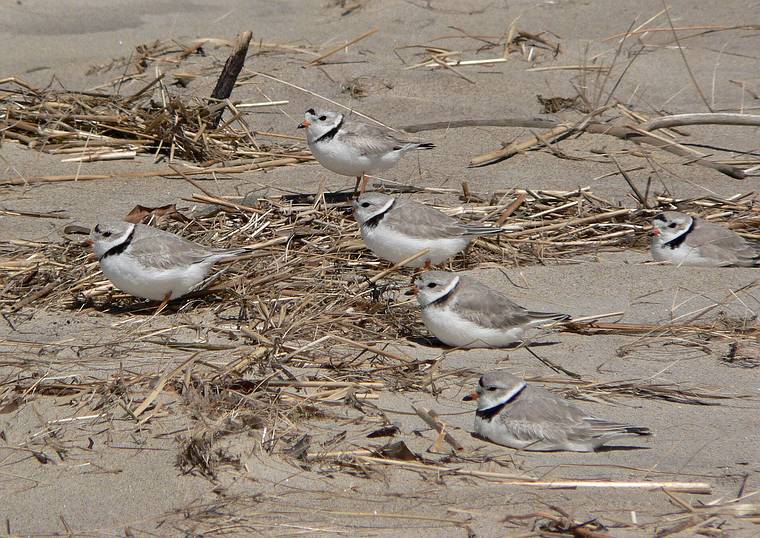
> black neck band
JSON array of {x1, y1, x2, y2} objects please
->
[
  {"x1": 475, "y1": 385, "x2": 527, "y2": 421},
  {"x1": 427, "y1": 279, "x2": 458, "y2": 309},
  {"x1": 363, "y1": 199, "x2": 395, "y2": 229},
  {"x1": 314, "y1": 115, "x2": 344, "y2": 144},
  {"x1": 664, "y1": 218, "x2": 695, "y2": 250},
  {"x1": 99, "y1": 226, "x2": 135, "y2": 261}
]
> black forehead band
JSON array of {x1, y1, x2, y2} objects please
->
[
  {"x1": 306, "y1": 108, "x2": 315, "y2": 115},
  {"x1": 654, "y1": 213, "x2": 667, "y2": 222}
]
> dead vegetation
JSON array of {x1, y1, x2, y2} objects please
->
[{"x1": 2, "y1": 9, "x2": 760, "y2": 535}]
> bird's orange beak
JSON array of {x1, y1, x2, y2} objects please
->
[
  {"x1": 650, "y1": 227, "x2": 661, "y2": 237},
  {"x1": 84, "y1": 239, "x2": 94, "y2": 247},
  {"x1": 297, "y1": 119, "x2": 311, "y2": 129},
  {"x1": 462, "y1": 391, "x2": 478, "y2": 402},
  {"x1": 410, "y1": 284, "x2": 418, "y2": 295}
]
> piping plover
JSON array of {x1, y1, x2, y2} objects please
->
[
  {"x1": 354, "y1": 192, "x2": 506, "y2": 267},
  {"x1": 297, "y1": 108, "x2": 434, "y2": 193},
  {"x1": 463, "y1": 370, "x2": 651, "y2": 452},
  {"x1": 414, "y1": 271, "x2": 569, "y2": 348},
  {"x1": 651, "y1": 211, "x2": 759, "y2": 267},
  {"x1": 91, "y1": 220, "x2": 245, "y2": 302}
]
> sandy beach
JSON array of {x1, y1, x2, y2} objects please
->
[{"x1": 2, "y1": 1, "x2": 760, "y2": 536}]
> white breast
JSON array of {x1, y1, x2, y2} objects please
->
[
  {"x1": 651, "y1": 240, "x2": 715, "y2": 267},
  {"x1": 421, "y1": 305, "x2": 525, "y2": 348},
  {"x1": 310, "y1": 139, "x2": 400, "y2": 177},
  {"x1": 362, "y1": 223, "x2": 470, "y2": 267},
  {"x1": 99, "y1": 254, "x2": 212, "y2": 301}
]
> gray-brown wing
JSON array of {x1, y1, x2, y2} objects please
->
[
  {"x1": 128, "y1": 225, "x2": 219, "y2": 270},
  {"x1": 501, "y1": 387, "x2": 593, "y2": 444},
  {"x1": 687, "y1": 219, "x2": 759, "y2": 266},
  {"x1": 504, "y1": 387, "x2": 640, "y2": 444},
  {"x1": 338, "y1": 120, "x2": 422, "y2": 157},
  {"x1": 382, "y1": 199, "x2": 475, "y2": 239},
  {"x1": 451, "y1": 276, "x2": 536, "y2": 329}
]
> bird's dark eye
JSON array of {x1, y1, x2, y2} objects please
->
[
  {"x1": 319, "y1": 115, "x2": 327, "y2": 121},
  {"x1": 427, "y1": 282, "x2": 437, "y2": 288},
  {"x1": 487, "y1": 387, "x2": 497, "y2": 391},
  {"x1": 306, "y1": 108, "x2": 315, "y2": 115},
  {"x1": 361, "y1": 202, "x2": 370, "y2": 208},
  {"x1": 668, "y1": 223, "x2": 677, "y2": 228},
  {"x1": 102, "y1": 231, "x2": 112, "y2": 238}
]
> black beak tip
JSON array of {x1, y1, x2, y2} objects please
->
[{"x1": 462, "y1": 394, "x2": 473, "y2": 401}]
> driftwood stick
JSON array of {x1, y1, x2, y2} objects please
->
[
  {"x1": 496, "y1": 193, "x2": 527, "y2": 225},
  {"x1": 641, "y1": 112, "x2": 760, "y2": 131},
  {"x1": 469, "y1": 119, "x2": 746, "y2": 179},
  {"x1": 209, "y1": 31, "x2": 252, "y2": 128},
  {"x1": 470, "y1": 123, "x2": 573, "y2": 167},
  {"x1": 468, "y1": 106, "x2": 613, "y2": 167},
  {"x1": 583, "y1": 122, "x2": 746, "y2": 179},
  {"x1": 401, "y1": 117, "x2": 557, "y2": 133}
]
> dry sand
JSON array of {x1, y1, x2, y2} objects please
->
[{"x1": 2, "y1": 0, "x2": 760, "y2": 536}]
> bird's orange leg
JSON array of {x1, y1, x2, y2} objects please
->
[{"x1": 358, "y1": 173, "x2": 370, "y2": 195}]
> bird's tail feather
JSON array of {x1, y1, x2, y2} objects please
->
[
  {"x1": 215, "y1": 248, "x2": 248, "y2": 261},
  {"x1": 623, "y1": 426, "x2": 651, "y2": 436},
  {"x1": 462, "y1": 225, "x2": 502, "y2": 236},
  {"x1": 527, "y1": 312, "x2": 571, "y2": 324}
]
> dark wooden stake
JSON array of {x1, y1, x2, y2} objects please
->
[{"x1": 209, "y1": 31, "x2": 252, "y2": 128}]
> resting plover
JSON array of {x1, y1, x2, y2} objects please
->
[
  {"x1": 414, "y1": 271, "x2": 569, "y2": 348},
  {"x1": 91, "y1": 221, "x2": 245, "y2": 303},
  {"x1": 463, "y1": 370, "x2": 651, "y2": 452},
  {"x1": 353, "y1": 192, "x2": 508, "y2": 267},
  {"x1": 650, "y1": 211, "x2": 759, "y2": 267}
]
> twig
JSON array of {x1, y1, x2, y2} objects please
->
[
  {"x1": 611, "y1": 156, "x2": 649, "y2": 208},
  {"x1": 413, "y1": 406, "x2": 465, "y2": 451},
  {"x1": 307, "y1": 28, "x2": 378, "y2": 66},
  {"x1": 132, "y1": 354, "x2": 198, "y2": 417},
  {"x1": 663, "y1": 3, "x2": 712, "y2": 111}
]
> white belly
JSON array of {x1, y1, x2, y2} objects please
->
[
  {"x1": 421, "y1": 305, "x2": 524, "y2": 348},
  {"x1": 651, "y1": 241, "x2": 715, "y2": 267},
  {"x1": 310, "y1": 139, "x2": 400, "y2": 177},
  {"x1": 473, "y1": 416, "x2": 595, "y2": 452},
  {"x1": 362, "y1": 224, "x2": 470, "y2": 267},
  {"x1": 99, "y1": 255, "x2": 211, "y2": 301}
]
